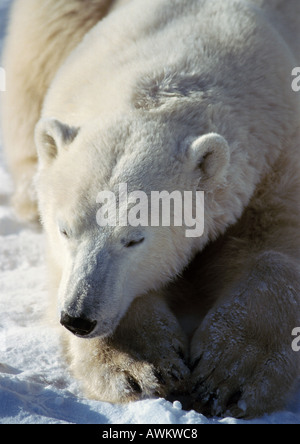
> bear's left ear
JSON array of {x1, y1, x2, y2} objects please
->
[
  {"x1": 35, "y1": 118, "x2": 79, "y2": 166},
  {"x1": 189, "y1": 133, "x2": 230, "y2": 187}
]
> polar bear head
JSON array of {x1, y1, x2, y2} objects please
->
[{"x1": 35, "y1": 112, "x2": 238, "y2": 338}]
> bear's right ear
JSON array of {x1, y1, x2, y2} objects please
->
[{"x1": 35, "y1": 118, "x2": 79, "y2": 166}]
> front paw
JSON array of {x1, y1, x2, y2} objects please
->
[
  {"x1": 66, "y1": 295, "x2": 190, "y2": 404},
  {"x1": 116, "y1": 343, "x2": 190, "y2": 402},
  {"x1": 108, "y1": 324, "x2": 190, "y2": 401},
  {"x1": 70, "y1": 335, "x2": 189, "y2": 403},
  {"x1": 105, "y1": 296, "x2": 191, "y2": 401},
  {"x1": 189, "y1": 300, "x2": 298, "y2": 418}
]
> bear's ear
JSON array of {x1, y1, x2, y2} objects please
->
[
  {"x1": 189, "y1": 133, "x2": 230, "y2": 187},
  {"x1": 35, "y1": 118, "x2": 79, "y2": 166}
]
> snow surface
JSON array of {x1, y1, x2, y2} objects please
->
[{"x1": 0, "y1": 0, "x2": 300, "y2": 425}]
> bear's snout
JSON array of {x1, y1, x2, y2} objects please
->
[{"x1": 60, "y1": 311, "x2": 97, "y2": 337}]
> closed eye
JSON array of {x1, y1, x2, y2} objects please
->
[
  {"x1": 60, "y1": 229, "x2": 70, "y2": 238},
  {"x1": 125, "y1": 237, "x2": 145, "y2": 248},
  {"x1": 58, "y1": 221, "x2": 71, "y2": 239}
]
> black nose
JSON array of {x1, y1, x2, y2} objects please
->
[{"x1": 60, "y1": 312, "x2": 97, "y2": 337}]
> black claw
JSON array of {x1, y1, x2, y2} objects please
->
[
  {"x1": 190, "y1": 355, "x2": 202, "y2": 372},
  {"x1": 195, "y1": 367, "x2": 216, "y2": 387},
  {"x1": 198, "y1": 390, "x2": 212, "y2": 405},
  {"x1": 205, "y1": 393, "x2": 216, "y2": 409},
  {"x1": 225, "y1": 390, "x2": 243, "y2": 411},
  {"x1": 178, "y1": 351, "x2": 190, "y2": 369},
  {"x1": 127, "y1": 376, "x2": 142, "y2": 394},
  {"x1": 171, "y1": 372, "x2": 180, "y2": 382},
  {"x1": 154, "y1": 369, "x2": 166, "y2": 386},
  {"x1": 172, "y1": 347, "x2": 187, "y2": 363},
  {"x1": 195, "y1": 392, "x2": 217, "y2": 418},
  {"x1": 177, "y1": 349, "x2": 185, "y2": 360},
  {"x1": 192, "y1": 379, "x2": 209, "y2": 395}
]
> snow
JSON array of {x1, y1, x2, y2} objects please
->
[{"x1": 0, "y1": 0, "x2": 300, "y2": 425}]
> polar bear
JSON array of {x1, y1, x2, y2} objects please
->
[{"x1": 2, "y1": 0, "x2": 300, "y2": 418}]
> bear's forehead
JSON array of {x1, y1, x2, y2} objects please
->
[
  {"x1": 46, "y1": 111, "x2": 196, "y2": 221},
  {"x1": 64, "y1": 145, "x2": 182, "y2": 194},
  {"x1": 73, "y1": 114, "x2": 187, "y2": 173}
]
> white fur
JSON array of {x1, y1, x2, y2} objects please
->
[{"x1": 2, "y1": 0, "x2": 300, "y2": 418}]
